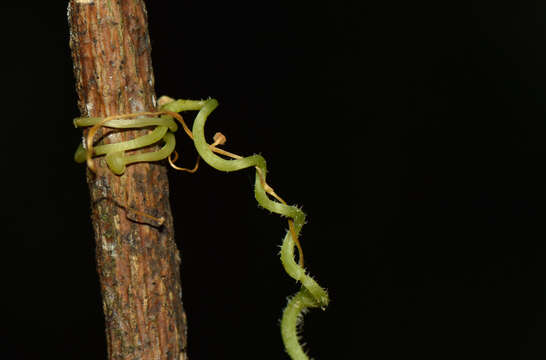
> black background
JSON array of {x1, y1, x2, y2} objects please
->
[{"x1": 2, "y1": 1, "x2": 545, "y2": 359}]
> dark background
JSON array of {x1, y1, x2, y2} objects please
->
[{"x1": 2, "y1": 1, "x2": 545, "y2": 359}]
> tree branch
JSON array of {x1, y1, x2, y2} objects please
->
[{"x1": 67, "y1": 1, "x2": 188, "y2": 359}]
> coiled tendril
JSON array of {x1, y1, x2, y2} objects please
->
[{"x1": 74, "y1": 97, "x2": 329, "y2": 360}]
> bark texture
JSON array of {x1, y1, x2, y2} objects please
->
[{"x1": 68, "y1": 1, "x2": 188, "y2": 359}]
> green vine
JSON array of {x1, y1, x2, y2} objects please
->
[{"x1": 74, "y1": 97, "x2": 329, "y2": 359}]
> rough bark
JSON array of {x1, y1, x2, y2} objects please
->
[{"x1": 67, "y1": 1, "x2": 188, "y2": 359}]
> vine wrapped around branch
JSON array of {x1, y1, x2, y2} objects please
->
[{"x1": 74, "y1": 97, "x2": 330, "y2": 359}]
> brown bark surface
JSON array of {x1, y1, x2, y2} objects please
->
[{"x1": 67, "y1": 1, "x2": 188, "y2": 359}]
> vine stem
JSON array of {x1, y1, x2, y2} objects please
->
[{"x1": 173, "y1": 98, "x2": 330, "y2": 359}]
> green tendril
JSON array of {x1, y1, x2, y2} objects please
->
[
  {"x1": 73, "y1": 97, "x2": 329, "y2": 359},
  {"x1": 73, "y1": 116, "x2": 178, "y2": 131},
  {"x1": 74, "y1": 114, "x2": 178, "y2": 175}
]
